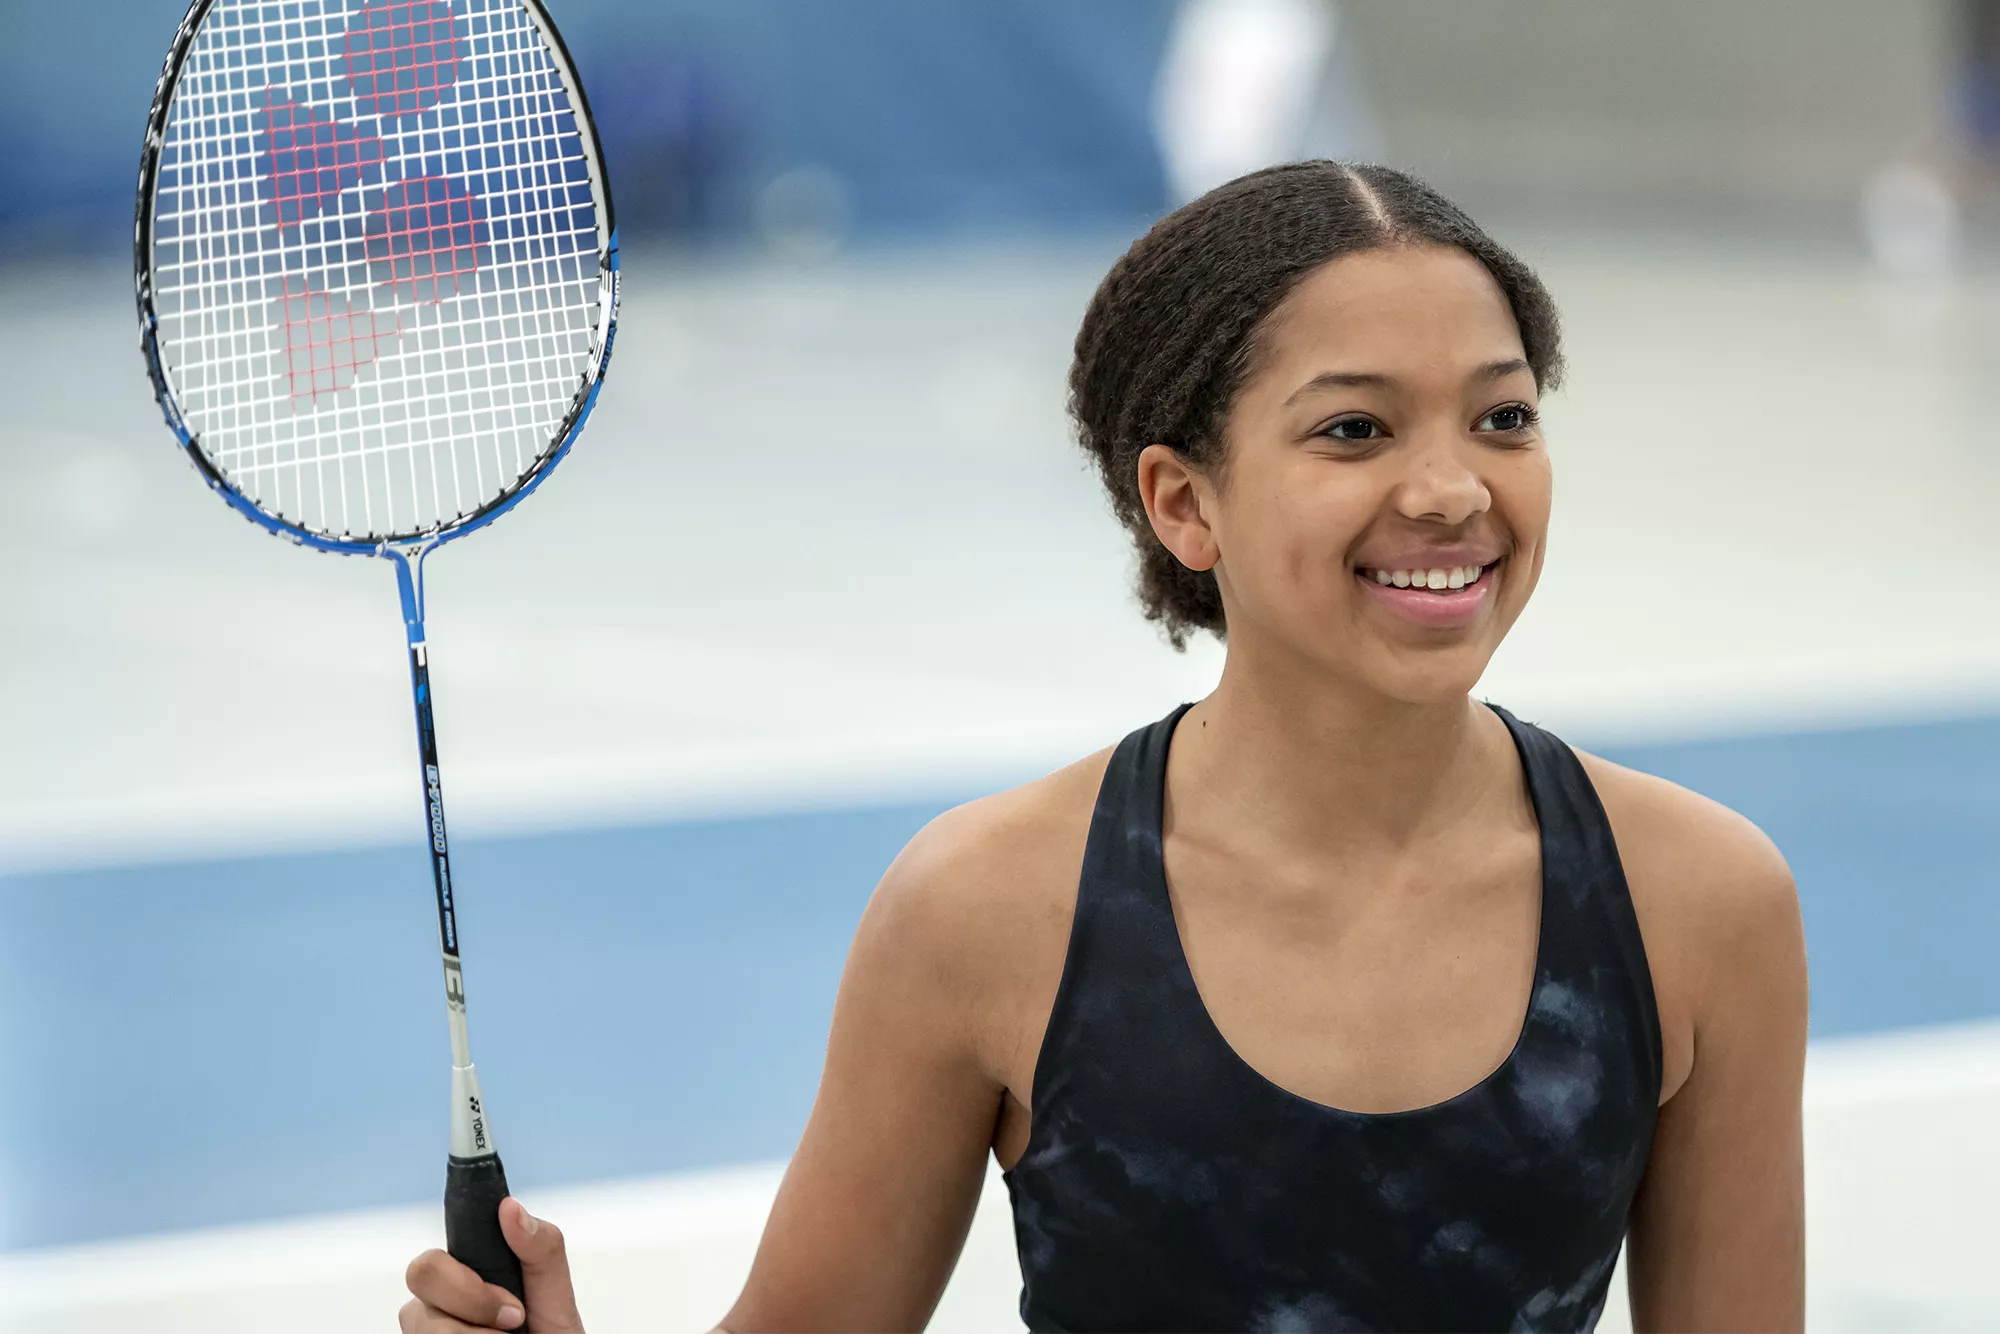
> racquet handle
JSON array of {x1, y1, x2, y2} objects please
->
[{"x1": 445, "y1": 1154, "x2": 528, "y2": 1322}]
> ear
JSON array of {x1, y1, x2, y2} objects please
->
[{"x1": 1136, "y1": 443, "x2": 1219, "y2": 573}]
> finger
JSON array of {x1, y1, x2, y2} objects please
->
[
  {"x1": 399, "y1": 1296, "x2": 495, "y2": 1333},
  {"x1": 500, "y1": 1198, "x2": 587, "y2": 1334},
  {"x1": 406, "y1": 1248, "x2": 529, "y2": 1329}
]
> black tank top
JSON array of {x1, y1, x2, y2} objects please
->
[{"x1": 1003, "y1": 704, "x2": 1662, "y2": 1332}]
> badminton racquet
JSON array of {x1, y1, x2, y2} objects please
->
[{"x1": 134, "y1": 0, "x2": 618, "y2": 1312}]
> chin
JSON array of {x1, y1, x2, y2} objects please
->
[{"x1": 1355, "y1": 645, "x2": 1495, "y2": 706}]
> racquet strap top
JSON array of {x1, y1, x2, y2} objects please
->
[{"x1": 1003, "y1": 703, "x2": 1662, "y2": 1333}]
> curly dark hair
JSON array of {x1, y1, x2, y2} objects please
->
[{"x1": 1069, "y1": 161, "x2": 1565, "y2": 649}]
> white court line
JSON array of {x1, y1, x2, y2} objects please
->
[
  {"x1": 5, "y1": 636, "x2": 1997, "y2": 878},
  {"x1": 0, "y1": 1162, "x2": 787, "y2": 1310},
  {"x1": 0, "y1": 711, "x2": 1115, "y2": 877},
  {"x1": 1805, "y1": 1016, "x2": 2000, "y2": 1108}
]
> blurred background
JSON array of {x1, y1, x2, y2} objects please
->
[{"x1": 3, "y1": 0, "x2": 1999, "y2": 1328}]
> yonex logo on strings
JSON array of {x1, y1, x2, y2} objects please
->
[{"x1": 257, "y1": 0, "x2": 487, "y2": 403}]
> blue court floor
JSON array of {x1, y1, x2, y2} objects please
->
[{"x1": 3, "y1": 711, "x2": 1996, "y2": 1253}]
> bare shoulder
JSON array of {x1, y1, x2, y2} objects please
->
[
  {"x1": 1573, "y1": 751, "x2": 1805, "y2": 1092},
  {"x1": 1574, "y1": 751, "x2": 1797, "y2": 936},
  {"x1": 848, "y1": 746, "x2": 1114, "y2": 1071},
  {"x1": 871, "y1": 747, "x2": 1110, "y2": 943}
]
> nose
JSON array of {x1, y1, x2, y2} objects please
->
[{"x1": 1393, "y1": 434, "x2": 1490, "y2": 527}]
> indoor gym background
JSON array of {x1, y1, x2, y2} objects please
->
[{"x1": 2, "y1": 1, "x2": 1998, "y2": 1329}]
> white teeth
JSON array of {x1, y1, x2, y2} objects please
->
[{"x1": 1367, "y1": 563, "x2": 1490, "y2": 592}]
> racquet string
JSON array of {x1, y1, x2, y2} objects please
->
[{"x1": 147, "y1": 0, "x2": 606, "y2": 541}]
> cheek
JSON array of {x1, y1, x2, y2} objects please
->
[
  {"x1": 1510, "y1": 457, "x2": 1554, "y2": 550},
  {"x1": 1496, "y1": 456, "x2": 1554, "y2": 592},
  {"x1": 1223, "y1": 458, "x2": 1372, "y2": 590}
]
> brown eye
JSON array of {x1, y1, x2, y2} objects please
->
[
  {"x1": 1477, "y1": 403, "x2": 1540, "y2": 434},
  {"x1": 1322, "y1": 416, "x2": 1385, "y2": 442}
]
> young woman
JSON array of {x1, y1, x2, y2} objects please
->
[{"x1": 402, "y1": 162, "x2": 1808, "y2": 1333}]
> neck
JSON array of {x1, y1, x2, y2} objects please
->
[{"x1": 1175, "y1": 642, "x2": 1499, "y2": 857}]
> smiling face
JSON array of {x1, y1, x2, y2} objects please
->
[{"x1": 1138, "y1": 244, "x2": 1552, "y2": 705}]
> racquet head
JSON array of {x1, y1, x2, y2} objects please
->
[{"x1": 135, "y1": 0, "x2": 618, "y2": 552}]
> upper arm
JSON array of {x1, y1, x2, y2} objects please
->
[
  {"x1": 718, "y1": 797, "x2": 1059, "y2": 1333},
  {"x1": 1597, "y1": 764, "x2": 1808, "y2": 1332}
]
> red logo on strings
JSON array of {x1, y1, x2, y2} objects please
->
[
  {"x1": 368, "y1": 177, "x2": 486, "y2": 304},
  {"x1": 261, "y1": 92, "x2": 386, "y2": 232},
  {"x1": 256, "y1": 0, "x2": 485, "y2": 403},
  {"x1": 344, "y1": 0, "x2": 461, "y2": 121}
]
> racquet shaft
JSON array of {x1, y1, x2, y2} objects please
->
[{"x1": 392, "y1": 546, "x2": 526, "y2": 1309}]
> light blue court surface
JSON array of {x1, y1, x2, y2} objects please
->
[{"x1": 3, "y1": 712, "x2": 1997, "y2": 1254}]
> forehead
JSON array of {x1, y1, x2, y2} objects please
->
[{"x1": 1254, "y1": 245, "x2": 1526, "y2": 381}]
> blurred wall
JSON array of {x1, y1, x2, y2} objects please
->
[
  {"x1": 562, "y1": 0, "x2": 1174, "y2": 243},
  {"x1": 0, "y1": 0, "x2": 1173, "y2": 253},
  {"x1": 1, "y1": 1, "x2": 1973, "y2": 253},
  {"x1": 1337, "y1": 0, "x2": 1959, "y2": 219}
]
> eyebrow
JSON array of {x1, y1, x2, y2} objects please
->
[{"x1": 1283, "y1": 358, "x2": 1532, "y2": 406}]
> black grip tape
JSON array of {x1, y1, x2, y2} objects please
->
[{"x1": 445, "y1": 1154, "x2": 527, "y2": 1320}]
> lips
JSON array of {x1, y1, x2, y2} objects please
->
[{"x1": 1354, "y1": 558, "x2": 1500, "y2": 629}]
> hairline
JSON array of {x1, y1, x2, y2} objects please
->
[{"x1": 1177, "y1": 239, "x2": 1541, "y2": 485}]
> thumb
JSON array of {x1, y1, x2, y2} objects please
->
[{"x1": 501, "y1": 1197, "x2": 585, "y2": 1334}]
